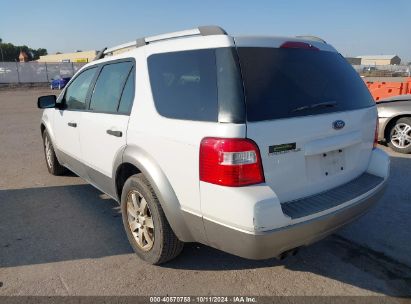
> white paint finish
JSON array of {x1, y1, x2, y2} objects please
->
[
  {"x1": 304, "y1": 130, "x2": 362, "y2": 156},
  {"x1": 246, "y1": 107, "x2": 378, "y2": 203},
  {"x1": 52, "y1": 110, "x2": 82, "y2": 161},
  {"x1": 79, "y1": 112, "x2": 129, "y2": 177},
  {"x1": 200, "y1": 182, "x2": 290, "y2": 232},
  {"x1": 366, "y1": 148, "x2": 390, "y2": 178},
  {"x1": 40, "y1": 109, "x2": 55, "y2": 141},
  {"x1": 200, "y1": 148, "x2": 389, "y2": 233}
]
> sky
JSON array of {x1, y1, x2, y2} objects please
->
[{"x1": 1, "y1": 0, "x2": 410, "y2": 61}]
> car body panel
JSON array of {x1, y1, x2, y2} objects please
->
[
  {"x1": 247, "y1": 107, "x2": 376, "y2": 204},
  {"x1": 377, "y1": 97, "x2": 411, "y2": 140},
  {"x1": 39, "y1": 31, "x2": 390, "y2": 259}
]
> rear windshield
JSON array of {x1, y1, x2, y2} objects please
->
[{"x1": 237, "y1": 47, "x2": 375, "y2": 122}]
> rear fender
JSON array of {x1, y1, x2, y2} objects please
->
[{"x1": 119, "y1": 145, "x2": 198, "y2": 242}]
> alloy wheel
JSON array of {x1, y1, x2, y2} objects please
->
[
  {"x1": 126, "y1": 190, "x2": 155, "y2": 251},
  {"x1": 44, "y1": 136, "x2": 52, "y2": 168},
  {"x1": 391, "y1": 123, "x2": 411, "y2": 149}
]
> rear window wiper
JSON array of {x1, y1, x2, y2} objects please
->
[{"x1": 291, "y1": 101, "x2": 338, "y2": 113}]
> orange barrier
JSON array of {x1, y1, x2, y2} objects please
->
[{"x1": 365, "y1": 77, "x2": 411, "y2": 101}]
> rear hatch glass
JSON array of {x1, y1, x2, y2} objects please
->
[{"x1": 236, "y1": 47, "x2": 374, "y2": 121}]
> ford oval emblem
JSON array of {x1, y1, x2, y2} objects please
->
[{"x1": 333, "y1": 120, "x2": 345, "y2": 130}]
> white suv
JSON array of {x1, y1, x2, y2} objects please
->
[{"x1": 38, "y1": 26, "x2": 390, "y2": 264}]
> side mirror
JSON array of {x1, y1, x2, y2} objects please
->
[{"x1": 38, "y1": 95, "x2": 57, "y2": 109}]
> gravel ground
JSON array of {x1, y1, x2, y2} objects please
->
[{"x1": 0, "y1": 88, "x2": 410, "y2": 298}]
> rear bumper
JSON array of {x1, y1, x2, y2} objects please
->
[{"x1": 203, "y1": 177, "x2": 387, "y2": 260}]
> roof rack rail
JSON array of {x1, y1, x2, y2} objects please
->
[
  {"x1": 295, "y1": 35, "x2": 327, "y2": 44},
  {"x1": 94, "y1": 47, "x2": 107, "y2": 60},
  {"x1": 103, "y1": 25, "x2": 227, "y2": 56}
]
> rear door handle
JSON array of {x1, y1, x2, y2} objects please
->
[
  {"x1": 106, "y1": 129, "x2": 123, "y2": 137},
  {"x1": 67, "y1": 122, "x2": 77, "y2": 128}
]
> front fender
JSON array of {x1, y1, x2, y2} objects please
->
[
  {"x1": 40, "y1": 110, "x2": 55, "y2": 140},
  {"x1": 120, "y1": 145, "x2": 198, "y2": 242}
]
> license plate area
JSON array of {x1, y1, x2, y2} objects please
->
[{"x1": 320, "y1": 149, "x2": 345, "y2": 177}]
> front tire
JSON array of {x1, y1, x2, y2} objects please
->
[
  {"x1": 387, "y1": 117, "x2": 411, "y2": 154},
  {"x1": 121, "y1": 173, "x2": 183, "y2": 265},
  {"x1": 42, "y1": 131, "x2": 67, "y2": 175}
]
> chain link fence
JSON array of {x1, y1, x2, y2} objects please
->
[
  {"x1": 352, "y1": 64, "x2": 411, "y2": 77},
  {"x1": 1, "y1": 61, "x2": 409, "y2": 84},
  {"x1": 0, "y1": 62, "x2": 87, "y2": 84}
]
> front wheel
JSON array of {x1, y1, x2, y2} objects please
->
[
  {"x1": 121, "y1": 173, "x2": 183, "y2": 264},
  {"x1": 387, "y1": 117, "x2": 411, "y2": 154},
  {"x1": 42, "y1": 131, "x2": 67, "y2": 175}
]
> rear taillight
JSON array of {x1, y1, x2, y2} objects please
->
[
  {"x1": 199, "y1": 137, "x2": 265, "y2": 187},
  {"x1": 280, "y1": 41, "x2": 319, "y2": 51},
  {"x1": 374, "y1": 119, "x2": 379, "y2": 148}
]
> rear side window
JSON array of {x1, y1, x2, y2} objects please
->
[
  {"x1": 89, "y1": 61, "x2": 133, "y2": 113},
  {"x1": 64, "y1": 67, "x2": 97, "y2": 110},
  {"x1": 147, "y1": 49, "x2": 218, "y2": 121},
  {"x1": 237, "y1": 47, "x2": 375, "y2": 122}
]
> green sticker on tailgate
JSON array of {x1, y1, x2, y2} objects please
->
[{"x1": 269, "y1": 143, "x2": 297, "y2": 154}]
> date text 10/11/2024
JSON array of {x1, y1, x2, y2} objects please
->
[{"x1": 149, "y1": 296, "x2": 257, "y2": 303}]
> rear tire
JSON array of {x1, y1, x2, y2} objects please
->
[
  {"x1": 42, "y1": 131, "x2": 67, "y2": 175},
  {"x1": 387, "y1": 117, "x2": 411, "y2": 154},
  {"x1": 121, "y1": 173, "x2": 183, "y2": 265}
]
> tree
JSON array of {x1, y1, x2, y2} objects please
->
[{"x1": 0, "y1": 39, "x2": 48, "y2": 61}]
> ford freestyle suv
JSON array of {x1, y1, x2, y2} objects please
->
[{"x1": 37, "y1": 26, "x2": 390, "y2": 265}]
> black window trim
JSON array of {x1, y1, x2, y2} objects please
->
[
  {"x1": 60, "y1": 58, "x2": 136, "y2": 116},
  {"x1": 117, "y1": 66, "x2": 135, "y2": 114}
]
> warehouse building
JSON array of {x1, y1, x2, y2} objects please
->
[
  {"x1": 37, "y1": 50, "x2": 97, "y2": 63},
  {"x1": 345, "y1": 57, "x2": 362, "y2": 65},
  {"x1": 356, "y1": 55, "x2": 401, "y2": 66}
]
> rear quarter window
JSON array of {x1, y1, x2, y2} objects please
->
[
  {"x1": 237, "y1": 47, "x2": 375, "y2": 122},
  {"x1": 147, "y1": 49, "x2": 218, "y2": 121}
]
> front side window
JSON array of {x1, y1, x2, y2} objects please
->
[
  {"x1": 64, "y1": 67, "x2": 97, "y2": 110},
  {"x1": 89, "y1": 61, "x2": 133, "y2": 113}
]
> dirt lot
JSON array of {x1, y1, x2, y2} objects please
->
[{"x1": 0, "y1": 88, "x2": 410, "y2": 297}]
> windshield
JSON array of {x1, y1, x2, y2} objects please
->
[{"x1": 236, "y1": 47, "x2": 375, "y2": 122}]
